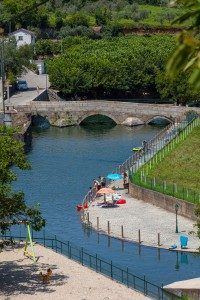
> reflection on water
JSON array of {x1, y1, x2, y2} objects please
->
[{"x1": 13, "y1": 123, "x2": 200, "y2": 286}]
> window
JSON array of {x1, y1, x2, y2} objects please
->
[{"x1": 18, "y1": 35, "x2": 23, "y2": 41}]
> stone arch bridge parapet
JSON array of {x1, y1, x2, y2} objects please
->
[{"x1": 10, "y1": 101, "x2": 200, "y2": 128}]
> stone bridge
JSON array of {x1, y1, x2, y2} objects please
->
[{"x1": 9, "y1": 100, "x2": 200, "y2": 128}]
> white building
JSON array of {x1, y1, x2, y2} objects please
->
[{"x1": 10, "y1": 28, "x2": 36, "y2": 48}]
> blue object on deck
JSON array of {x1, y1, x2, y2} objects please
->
[
  {"x1": 107, "y1": 173, "x2": 123, "y2": 180},
  {"x1": 169, "y1": 244, "x2": 177, "y2": 250},
  {"x1": 180, "y1": 236, "x2": 188, "y2": 249}
]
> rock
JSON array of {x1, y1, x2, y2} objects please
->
[{"x1": 122, "y1": 117, "x2": 144, "y2": 126}]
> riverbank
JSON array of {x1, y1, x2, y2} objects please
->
[
  {"x1": 0, "y1": 243, "x2": 149, "y2": 300},
  {"x1": 87, "y1": 180, "x2": 200, "y2": 252}
]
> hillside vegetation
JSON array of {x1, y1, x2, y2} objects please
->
[{"x1": 0, "y1": 0, "x2": 188, "y2": 38}]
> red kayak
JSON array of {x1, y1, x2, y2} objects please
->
[
  {"x1": 76, "y1": 202, "x2": 88, "y2": 211},
  {"x1": 76, "y1": 204, "x2": 83, "y2": 211}
]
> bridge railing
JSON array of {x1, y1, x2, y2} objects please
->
[{"x1": 83, "y1": 186, "x2": 97, "y2": 206}]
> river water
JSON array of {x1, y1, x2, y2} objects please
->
[{"x1": 13, "y1": 123, "x2": 200, "y2": 287}]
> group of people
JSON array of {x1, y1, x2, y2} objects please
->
[{"x1": 93, "y1": 176, "x2": 106, "y2": 191}]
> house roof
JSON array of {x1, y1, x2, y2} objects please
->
[{"x1": 10, "y1": 28, "x2": 36, "y2": 37}]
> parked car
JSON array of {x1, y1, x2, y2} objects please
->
[{"x1": 17, "y1": 80, "x2": 28, "y2": 91}]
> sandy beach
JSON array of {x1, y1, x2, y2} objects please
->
[
  {"x1": 0, "y1": 243, "x2": 149, "y2": 300},
  {"x1": 87, "y1": 184, "x2": 200, "y2": 252}
]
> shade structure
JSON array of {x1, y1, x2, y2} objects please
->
[
  {"x1": 164, "y1": 277, "x2": 200, "y2": 290},
  {"x1": 107, "y1": 173, "x2": 123, "y2": 181},
  {"x1": 97, "y1": 187, "x2": 115, "y2": 195}
]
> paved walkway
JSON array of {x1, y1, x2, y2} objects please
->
[
  {"x1": 5, "y1": 70, "x2": 50, "y2": 106},
  {"x1": 87, "y1": 181, "x2": 200, "y2": 252},
  {"x1": 0, "y1": 243, "x2": 149, "y2": 300}
]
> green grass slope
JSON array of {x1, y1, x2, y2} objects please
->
[{"x1": 147, "y1": 125, "x2": 200, "y2": 192}]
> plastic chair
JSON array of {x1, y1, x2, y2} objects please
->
[{"x1": 180, "y1": 236, "x2": 188, "y2": 249}]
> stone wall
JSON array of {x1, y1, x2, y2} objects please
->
[{"x1": 129, "y1": 182, "x2": 197, "y2": 220}]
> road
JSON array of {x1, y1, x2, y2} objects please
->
[{"x1": 5, "y1": 70, "x2": 50, "y2": 106}]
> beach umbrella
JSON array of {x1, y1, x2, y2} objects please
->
[
  {"x1": 107, "y1": 173, "x2": 123, "y2": 181},
  {"x1": 97, "y1": 187, "x2": 115, "y2": 195}
]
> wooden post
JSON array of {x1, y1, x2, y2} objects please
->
[
  {"x1": 121, "y1": 225, "x2": 124, "y2": 238},
  {"x1": 158, "y1": 233, "x2": 161, "y2": 246},
  {"x1": 138, "y1": 229, "x2": 141, "y2": 244},
  {"x1": 107, "y1": 221, "x2": 110, "y2": 235},
  {"x1": 97, "y1": 217, "x2": 99, "y2": 231}
]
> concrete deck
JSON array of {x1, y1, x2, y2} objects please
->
[{"x1": 87, "y1": 181, "x2": 200, "y2": 252}]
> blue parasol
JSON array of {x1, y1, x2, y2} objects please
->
[{"x1": 107, "y1": 173, "x2": 123, "y2": 180}]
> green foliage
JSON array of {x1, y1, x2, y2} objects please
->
[
  {"x1": 155, "y1": 71, "x2": 200, "y2": 105},
  {"x1": 0, "y1": 126, "x2": 45, "y2": 233},
  {"x1": 64, "y1": 12, "x2": 92, "y2": 28},
  {"x1": 47, "y1": 35, "x2": 171, "y2": 97},
  {"x1": 46, "y1": 34, "x2": 200, "y2": 102},
  {"x1": 0, "y1": 0, "x2": 188, "y2": 36},
  {"x1": 167, "y1": 0, "x2": 200, "y2": 90},
  {"x1": 2, "y1": 38, "x2": 34, "y2": 83},
  {"x1": 34, "y1": 39, "x2": 61, "y2": 57},
  {"x1": 59, "y1": 25, "x2": 93, "y2": 38},
  {"x1": 94, "y1": 7, "x2": 111, "y2": 26}
]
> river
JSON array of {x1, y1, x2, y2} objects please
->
[{"x1": 13, "y1": 123, "x2": 200, "y2": 288}]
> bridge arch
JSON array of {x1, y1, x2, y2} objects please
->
[
  {"x1": 78, "y1": 112, "x2": 118, "y2": 125},
  {"x1": 31, "y1": 114, "x2": 50, "y2": 128},
  {"x1": 146, "y1": 115, "x2": 173, "y2": 125}
]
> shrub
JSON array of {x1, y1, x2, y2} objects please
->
[
  {"x1": 59, "y1": 25, "x2": 93, "y2": 38},
  {"x1": 64, "y1": 12, "x2": 91, "y2": 28},
  {"x1": 35, "y1": 39, "x2": 61, "y2": 56},
  {"x1": 94, "y1": 7, "x2": 111, "y2": 25}
]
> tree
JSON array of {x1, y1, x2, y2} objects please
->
[
  {"x1": 2, "y1": 38, "x2": 34, "y2": 83},
  {"x1": 0, "y1": 126, "x2": 45, "y2": 233},
  {"x1": 167, "y1": 0, "x2": 200, "y2": 90},
  {"x1": 155, "y1": 71, "x2": 200, "y2": 105}
]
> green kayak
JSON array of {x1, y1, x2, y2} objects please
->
[{"x1": 132, "y1": 147, "x2": 142, "y2": 152}]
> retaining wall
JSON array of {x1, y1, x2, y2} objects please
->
[{"x1": 129, "y1": 182, "x2": 197, "y2": 220}]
